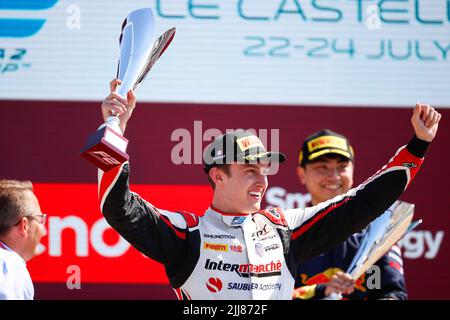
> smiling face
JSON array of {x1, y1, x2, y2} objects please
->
[
  {"x1": 297, "y1": 155, "x2": 354, "y2": 205},
  {"x1": 211, "y1": 163, "x2": 269, "y2": 214}
]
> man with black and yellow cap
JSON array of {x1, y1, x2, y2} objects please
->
[
  {"x1": 97, "y1": 79, "x2": 441, "y2": 299},
  {"x1": 293, "y1": 130, "x2": 407, "y2": 300},
  {"x1": 297, "y1": 129, "x2": 355, "y2": 206}
]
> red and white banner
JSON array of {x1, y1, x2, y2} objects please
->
[{"x1": 28, "y1": 183, "x2": 212, "y2": 284}]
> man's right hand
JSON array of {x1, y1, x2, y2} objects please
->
[
  {"x1": 101, "y1": 79, "x2": 137, "y2": 134},
  {"x1": 324, "y1": 271, "x2": 356, "y2": 297}
]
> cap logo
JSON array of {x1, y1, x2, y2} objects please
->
[
  {"x1": 307, "y1": 136, "x2": 348, "y2": 153},
  {"x1": 245, "y1": 152, "x2": 270, "y2": 161},
  {"x1": 212, "y1": 154, "x2": 226, "y2": 161},
  {"x1": 236, "y1": 136, "x2": 264, "y2": 152}
]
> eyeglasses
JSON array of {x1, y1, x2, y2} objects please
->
[
  {"x1": 15, "y1": 214, "x2": 47, "y2": 225},
  {"x1": 27, "y1": 214, "x2": 47, "y2": 224}
]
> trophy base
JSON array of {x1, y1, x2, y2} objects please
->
[{"x1": 80, "y1": 126, "x2": 129, "y2": 172}]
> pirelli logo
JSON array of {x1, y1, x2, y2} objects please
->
[
  {"x1": 204, "y1": 242, "x2": 229, "y2": 252},
  {"x1": 307, "y1": 136, "x2": 348, "y2": 153},
  {"x1": 236, "y1": 136, "x2": 264, "y2": 152}
]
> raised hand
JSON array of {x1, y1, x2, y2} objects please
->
[
  {"x1": 324, "y1": 271, "x2": 356, "y2": 297},
  {"x1": 101, "y1": 79, "x2": 137, "y2": 134},
  {"x1": 411, "y1": 103, "x2": 441, "y2": 142}
]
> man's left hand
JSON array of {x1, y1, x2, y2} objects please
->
[{"x1": 411, "y1": 103, "x2": 441, "y2": 142}]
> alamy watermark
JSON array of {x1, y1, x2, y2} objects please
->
[
  {"x1": 170, "y1": 121, "x2": 282, "y2": 175},
  {"x1": 366, "y1": 265, "x2": 381, "y2": 290},
  {"x1": 366, "y1": 5, "x2": 381, "y2": 30},
  {"x1": 66, "y1": 4, "x2": 81, "y2": 30},
  {"x1": 66, "y1": 264, "x2": 81, "y2": 290}
]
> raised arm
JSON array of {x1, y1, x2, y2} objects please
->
[
  {"x1": 285, "y1": 104, "x2": 441, "y2": 263},
  {"x1": 97, "y1": 81, "x2": 197, "y2": 269}
]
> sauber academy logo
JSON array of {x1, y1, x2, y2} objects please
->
[
  {"x1": 227, "y1": 282, "x2": 282, "y2": 291},
  {"x1": 206, "y1": 277, "x2": 223, "y2": 293}
]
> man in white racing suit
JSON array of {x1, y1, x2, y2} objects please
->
[{"x1": 98, "y1": 79, "x2": 441, "y2": 299}]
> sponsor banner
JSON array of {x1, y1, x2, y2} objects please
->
[
  {"x1": 27, "y1": 183, "x2": 212, "y2": 284},
  {"x1": 0, "y1": 0, "x2": 449, "y2": 107}
]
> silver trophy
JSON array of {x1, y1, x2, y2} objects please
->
[
  {"x1": 106, "y1": 8, "x2": 176, "y2": 131},
  {"x1": 81, "y1": 8, "x2": 176, "y2": 171},
  {"x1": 328, "y1": 200, "x2": 420, "y2": 299}
]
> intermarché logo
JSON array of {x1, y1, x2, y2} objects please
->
[
  {"x1": 0, "y1": 0, "x2": 58, "y2": 38},
  {"x1": 205, "y1": 259, "x2": 282, "y2": 278}
]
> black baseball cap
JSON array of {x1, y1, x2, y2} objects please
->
[
  {"x1": 299, "y1": 129, "x2": 354, "y2": 167},
  {"x1": 203, "y1": 129, "x2": 286, "y2": 174}
]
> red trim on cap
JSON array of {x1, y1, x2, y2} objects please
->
[{"x1": 210, "y1": 205, "x2": 249, "y2": 217}]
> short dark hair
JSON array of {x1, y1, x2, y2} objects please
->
[
  {"x1": 0, "y1": 180, "x2": 33, "y2": 235},
  {"x1": 207, "y1": 164, "x2": 231, "y2": 189}
]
